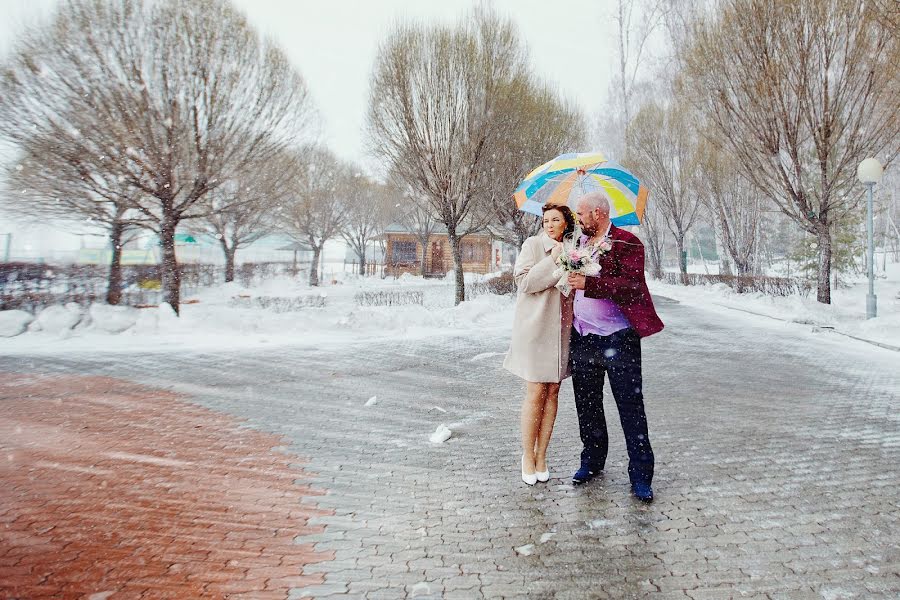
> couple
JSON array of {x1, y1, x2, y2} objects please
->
[{"x1": 503, "y1": 191, "x2": 664, "y2": 502}]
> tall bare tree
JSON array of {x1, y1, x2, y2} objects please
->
[
  {"x1": 281, "y1": 146, "x2": 349, "y2": 287},
  {"x1": 387, "y1": 180, "x2": 441, "y2": 278},
  {"x1": 683, "y1": 0, "x2": 900, "y2": 302},
  {"x1": 190, "y1": 153, "x2": 293, "y2": 282},
  {"x1": 697, "y1": 139, "x2": 763, "y2": 276},
  {"x1": 2, "y1": 140, "x2": 143, "y2": 304},
  {"x1": 486, "y1": 79, "x2": 585, "y2": 250},
  {"x1": 341, "y1": 177, "x2": 394, "y2": 276},
  {"x1": 628, "y1": 100, "x2": 703, "y2": 277},
  {"x1": 368, "y1": 7, "x2": 530, "y2": 304},
  {"x1": 0, "y1": 0, "x2": 314, "y2": 313}
]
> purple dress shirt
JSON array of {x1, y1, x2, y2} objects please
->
[{"x1": 572, "y1": 229, "x2": 631, "y2": 337}]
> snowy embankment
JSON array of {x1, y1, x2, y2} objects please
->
[
  {"x1": 0, "y1": 272, "x2": 516, "y2": 355},
  {"x1": 2, "y1": 262, "x2": 898, "y2": 355},
  {"x1": 648, "y1": 260, "x2": 900, "y2": 350}
]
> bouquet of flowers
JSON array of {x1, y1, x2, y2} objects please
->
[{"x1": 553, "y1": 232, "x2": 613, "y2": 296}]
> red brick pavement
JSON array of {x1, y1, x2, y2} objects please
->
[{"x1": 0, "y1": 373, "x2": 334, "y2": 599}]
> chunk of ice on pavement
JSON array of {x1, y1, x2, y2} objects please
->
[
  {"x1": 431, "y1": 406, "x2": 446, "y2": 412},
  {"x1": 410, "y1": 582, "x2": 431, "y2": 597},
  {"x1": 588, "y1": 519, "x2": 613, "y2": 529},
  {"x1": 429, "y1": 424, "x2": 452, "y2": 443},
  {"x1": 365, "y1": 395, "x2": 378, "y2": 406},
  {"x1": 539, "y1": 532, "x2": 556, "y2": 543},
  {"x1": 470, "y1": 351, "x2": 505, "y2": 361},
  {"x1": 515, "y1": 544, "x2": 535, "y2": 556}
]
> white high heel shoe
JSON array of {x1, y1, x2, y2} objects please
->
[
  {"x1": 535, "y1": 464, "x2": 550, "y2": 482},
  {"x1": 521, "y1": 455, "x2": 537, "y2": 486}
]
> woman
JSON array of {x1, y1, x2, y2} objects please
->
[{"x1": 503, "y1": 204, "x2": 576, "y2": 485}]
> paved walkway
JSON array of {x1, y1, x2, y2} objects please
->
[
  {"x1": 0, "y1": 375, "x2": 332, "y2": 599},
  {"x1": 1, "y1": 296, "x2": 899, "y2": 599}
]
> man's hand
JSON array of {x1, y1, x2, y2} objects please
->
[{"x1": 567, "y1": 273, "x2": 586, "y2": 290}]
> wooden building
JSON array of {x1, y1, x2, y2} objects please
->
[{"x1": 380, "y1": 224, "x2": 495, "y2": 278}]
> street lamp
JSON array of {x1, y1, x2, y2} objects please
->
[{"x1": 857, "y1": 157, "x2": 883, "y2": 319}]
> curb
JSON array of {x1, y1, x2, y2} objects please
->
[{"x1": 711, "y1": 302, "x2": 900, "y2": 353}]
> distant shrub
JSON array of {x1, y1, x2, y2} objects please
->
[
  {"x1": 355, "y1": 291, "x2": 424, "y2": 307},
  {"x1": 230, "y1": 295, "x2": 326, "y2": 312},
  {"x1": 659, "y1": 273, "x2": 814, "y2": 297}
]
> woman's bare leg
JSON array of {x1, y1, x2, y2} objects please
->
[
  {"x1": 521, "y1": 382, "x2": 548, "y2": 473},
  {"x1": 534, "y1": 383, "x2": 560, "y2": 473}
]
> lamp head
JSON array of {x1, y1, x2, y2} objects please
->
[{"x1": 857, "y1": 158, "x2": 883, "y2": 184}]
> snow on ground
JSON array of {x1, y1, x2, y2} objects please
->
[
  {"x1": 2, "y1": 259, "x2": 898, "y2": 356},
  {"x1": 648, "y1": 258, "x2": 900, "y2": 349},
  {"x1": 0, "y1": 271, "x2": 516, "y2": 355}
]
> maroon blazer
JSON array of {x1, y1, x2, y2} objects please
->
[{"x1": 583, "y1": 225, "x2": 664, "y2": 338}]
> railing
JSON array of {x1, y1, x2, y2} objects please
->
[{"x1": 0, "y1": 262, "x2": 305, "y2": 312}]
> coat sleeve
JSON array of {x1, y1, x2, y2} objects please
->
[
  {"x1": 514, "y1": 239, "x2": 561, "y2": 295},
  {"x1": 583, "y1": 239, "x2": 644, "y2": 303}
]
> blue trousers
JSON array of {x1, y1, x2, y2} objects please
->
[{"x1": 571, "y1": 327, "x2": 654, "y2": 486}]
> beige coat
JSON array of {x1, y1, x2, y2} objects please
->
[{"x1": 503, "y1": 234, "x2": 574, "y2": 383}]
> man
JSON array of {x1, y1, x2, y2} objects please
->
[{"x1": 566, "y1": 192, "x2": 664, "y2": 502}]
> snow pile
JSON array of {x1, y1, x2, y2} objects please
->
[
  {"x1": 0, "y1": 310, "x2": 33, "y2": 337},
  {"x1": 89, "y1": 304, "x2": 140, "y2": 334},
  {"x1": 33, "y1": 304, "x2": 83, "y2": 336}
]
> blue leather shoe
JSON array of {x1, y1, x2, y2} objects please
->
[
  {"x1": 631, "y1": 482, "x2": 654, "y2": 502},
  {"x1": 572, "y1": 465, "x2": 600, "y2": 485}
]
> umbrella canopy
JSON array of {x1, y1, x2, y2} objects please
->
[{"x1": 513, "y1": 152, "x2": 649, "y2": 226}]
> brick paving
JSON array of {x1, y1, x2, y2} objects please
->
[
  {"x1": 1, "y1": 295, "x2": 899, "y2": 599},
  {"x1": 0, "y1": 374, "x2": 332, "y2": 599}
]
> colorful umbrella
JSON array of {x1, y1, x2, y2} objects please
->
[{"x1": 512, "y1": 152, "x2": 649, "y2": 226}]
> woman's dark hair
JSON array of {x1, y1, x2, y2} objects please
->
[{"x1": 541, "y1": 204, "x2": 577, "y2": 238}]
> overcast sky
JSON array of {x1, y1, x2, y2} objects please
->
[{"x1": 1, "y1": 0, "x2": 622, "y2": 170}]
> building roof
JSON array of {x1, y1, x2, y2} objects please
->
[{"x1": 381, "y1": 223, "x2": 491, "y2": 237}]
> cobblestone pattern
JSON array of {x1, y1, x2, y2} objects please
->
[
  {"x1": 0, "y1": 374, "x2": 333, "y2": 599},
  {"x1": 1, "y1": 297, "x2": 898, "y2": 599}
]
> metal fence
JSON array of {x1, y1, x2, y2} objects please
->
[{"x1": 0, "y1": 262, "x2": 305, "y2": 312}]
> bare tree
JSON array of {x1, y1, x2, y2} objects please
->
[
  {"x1": 627, "y1": 101, "x2": 703, "y2": 277},
  {"x1": 697, "y1": 139, "x2": 763, "y2": 275},
  {"x1": 683, "y1": 0, "x2": 900, "y2": 303},
  {"x1": 486, "y1": 78, "x2": 585, "y2": 250},
  {"x1": 341, "y1": 177, "x2": 394, "y2": 276},
  {"x1": 0, "y1": 0, "x2": 314, "y2": 313},
  {"x1": 281, "y1": 146, "x2": 349, "y2": 287},
  {"x1": 387, "y1": 180, "x2": 442, "y2": 278},
  {"x1": 640, "y1": 203, "x2": 668, "y2": 279},
  {"x1": 2, "y1": 139, "x2": 144, "y2": 304},
  {"x1": 594, "y1": 0, "x2": 669, "y2": 159},
  {"x1": 367, "y1": 7, "x2": 530, "y2": 304},
  {"x1": 190, "y1": 153, "x2": 293, "y2": 282}
]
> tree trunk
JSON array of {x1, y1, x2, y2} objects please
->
[
  {"x1": 676, "y1": 234, "x2": 687, "y2": 283},
  {"x1": 815, "y1": 224, "x2": 832, "y2": 304},
  {"x1": 309, "y1": 245, "x2": 321, "y2": 286},
  {"x1": 418, "y1": 236, "x2": 429, "y2": 277},
  {"x1": 160, "y1": 217, "x2": 181, "y2": 315},
  {"x1": 221, "y1": 240, "x2": 237, "y2": 283},
  {"x1": 448, "y1": 228, "x2": 465, "y2": 305},
  {"x1": 106, "y1": 221, "x2": 125, "y2": 305},
  {"x1": 354, "y1": 245, "x2": 367, "y2": 276}
]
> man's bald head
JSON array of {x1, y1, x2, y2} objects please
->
[
  {"x1": 577, "y1": 192, "x2": 610, "y2": 215},
  {"x1": 575, "y1": 192, "x2": 611, "y2": 237}
]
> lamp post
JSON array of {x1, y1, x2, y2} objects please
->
[{"x1": 857, "y1": 158, "x2": 883, "y2": 319}]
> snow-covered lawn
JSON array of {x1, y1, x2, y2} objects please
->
[
  {"x1": 2, "y1": 259, "x2": 898, "y2": 355},
  {"x1": 649, "y1": 259, "x2": 900, "y2": 349},
  {"x1": 0, "y1": 271, "x2": 515, "y2": 354}
]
